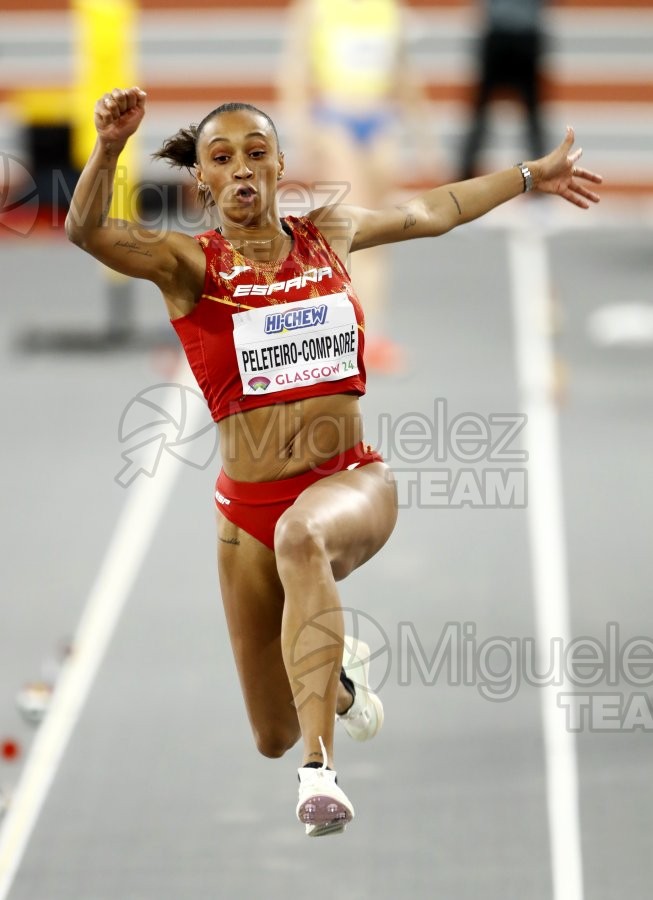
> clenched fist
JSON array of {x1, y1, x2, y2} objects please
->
[{"x1": 94, "y1": 86, "x2": 147, "y2": 147}]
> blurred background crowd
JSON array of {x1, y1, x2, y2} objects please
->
[
  {"x1": 1, "y1": 0, "x2": 651, "y2": 201},
  {"x1": 1, "y1": 0, "x2": 651, "y2": 366}
]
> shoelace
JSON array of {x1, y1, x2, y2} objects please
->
[
  {"x1": 301, "y1": 735, "x2": 339, "y2": 788},
  {"x1": 317, "y1": 735, "x2": 328, "y2": 772},
  {"x1": 298, "y1": 736, "x2": 332, "y2": 784}
]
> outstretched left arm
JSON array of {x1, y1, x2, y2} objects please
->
[{"x1": 310, "y1": 127, "x2": 602, "y2": 253}]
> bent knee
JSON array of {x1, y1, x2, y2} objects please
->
[
  {"x1": 254, "y1": 727, "x2": 299, "y2": 759},
  {"x1": 274, "y1": 512, "x2": 326, "y2": 566}
]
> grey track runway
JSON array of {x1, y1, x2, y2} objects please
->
[{"x1": 1, "y1": 203, "x2": 652, "y2": 899}]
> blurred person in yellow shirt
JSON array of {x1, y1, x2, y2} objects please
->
[{"x1": 279, "y1": 0, "x2": 432, "y2": 374}]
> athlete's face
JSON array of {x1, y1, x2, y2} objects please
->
[{"x1": 195, "y1": 110, "x2": 284, "y2": 227}]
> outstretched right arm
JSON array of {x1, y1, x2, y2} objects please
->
[{"x1": 65, "y1": 87, "x2": 199, "y2": 297}]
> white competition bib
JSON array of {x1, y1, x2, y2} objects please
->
[{"x1": 233, "y1": 293, "x2": 359, "y2": 396}]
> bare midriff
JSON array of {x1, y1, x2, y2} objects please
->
[{"x1": 217, "y1": 393, "x2": 364, "y2": 483}]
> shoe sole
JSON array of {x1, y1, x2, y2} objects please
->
[{"x1": 297, "y1": 794, "x2": 353, "y2": 829}]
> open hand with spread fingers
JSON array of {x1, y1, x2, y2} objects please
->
[{"x1": 530, "y1": 126, "x2": 603, "y2": 208}]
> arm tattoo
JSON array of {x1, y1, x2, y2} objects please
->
[
  {"x1": 396, "y1": 204, "x2": 417, "y2": 231},
  {"x1": 449, "y1": 191, "x2": 462, "y2": 216},
  {"x1": 114, "y1": 240, "x2": 153, "y2": 258}
]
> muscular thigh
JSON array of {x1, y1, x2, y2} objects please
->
[{"x1": 278, "y1": 462, "x2": 398, "y2": 580}]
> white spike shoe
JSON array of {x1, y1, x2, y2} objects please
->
[
  {"x1": 337, "y1": 637, "x2": 384, "y2": 742},
  {"x1": 296, "y1": 736, "x2": 354, "y2": 837}
]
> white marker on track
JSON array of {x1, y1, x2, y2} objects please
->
[
  {"x1": 508, "y1": 229, "x2": 584, "y2": 900},
  {"x1": 0, "y1": 358, "x2": 202, "y2": 899}
]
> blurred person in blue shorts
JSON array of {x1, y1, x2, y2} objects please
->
[{"x1": 279, "y1": 0, "x2": 433, "y2": 374}]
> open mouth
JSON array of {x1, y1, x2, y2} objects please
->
[{"x1": 235, "y1": 186, "x2": 257, "y2": 202}]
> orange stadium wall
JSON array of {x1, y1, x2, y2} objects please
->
[{"x1": 1, "y1": 0, "x2": 652, "y2": 199}]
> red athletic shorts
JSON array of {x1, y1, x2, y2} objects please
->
[{"x1": 214, "y1": 441, "x2": 384, "y2": 551}]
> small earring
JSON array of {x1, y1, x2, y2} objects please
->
[
  {"x1": 198, "y1": 182, "x2": 208, "y2": 191},
  {"x1": 277, "y1": 173, "x2": 283, "y2": 181}
]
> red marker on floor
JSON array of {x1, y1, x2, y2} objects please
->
[{"x1": 1, "y1": 739, "x2": 20, "y2": 762}]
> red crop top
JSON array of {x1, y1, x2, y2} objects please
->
[{"x1": 171, "y1": 215, "x2": 367, "y2": 422}]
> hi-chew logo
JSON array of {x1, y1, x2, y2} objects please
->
[{"x1": 264, "y1": 304, "x2": 328, "y2": 335}]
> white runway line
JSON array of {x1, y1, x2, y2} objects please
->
[
  {"x1": 0, "y1": 359, "x2": 201, "y2": 900},
  {"x1": 508, "y1": 230, "x2": 584, "y2": 900}
]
